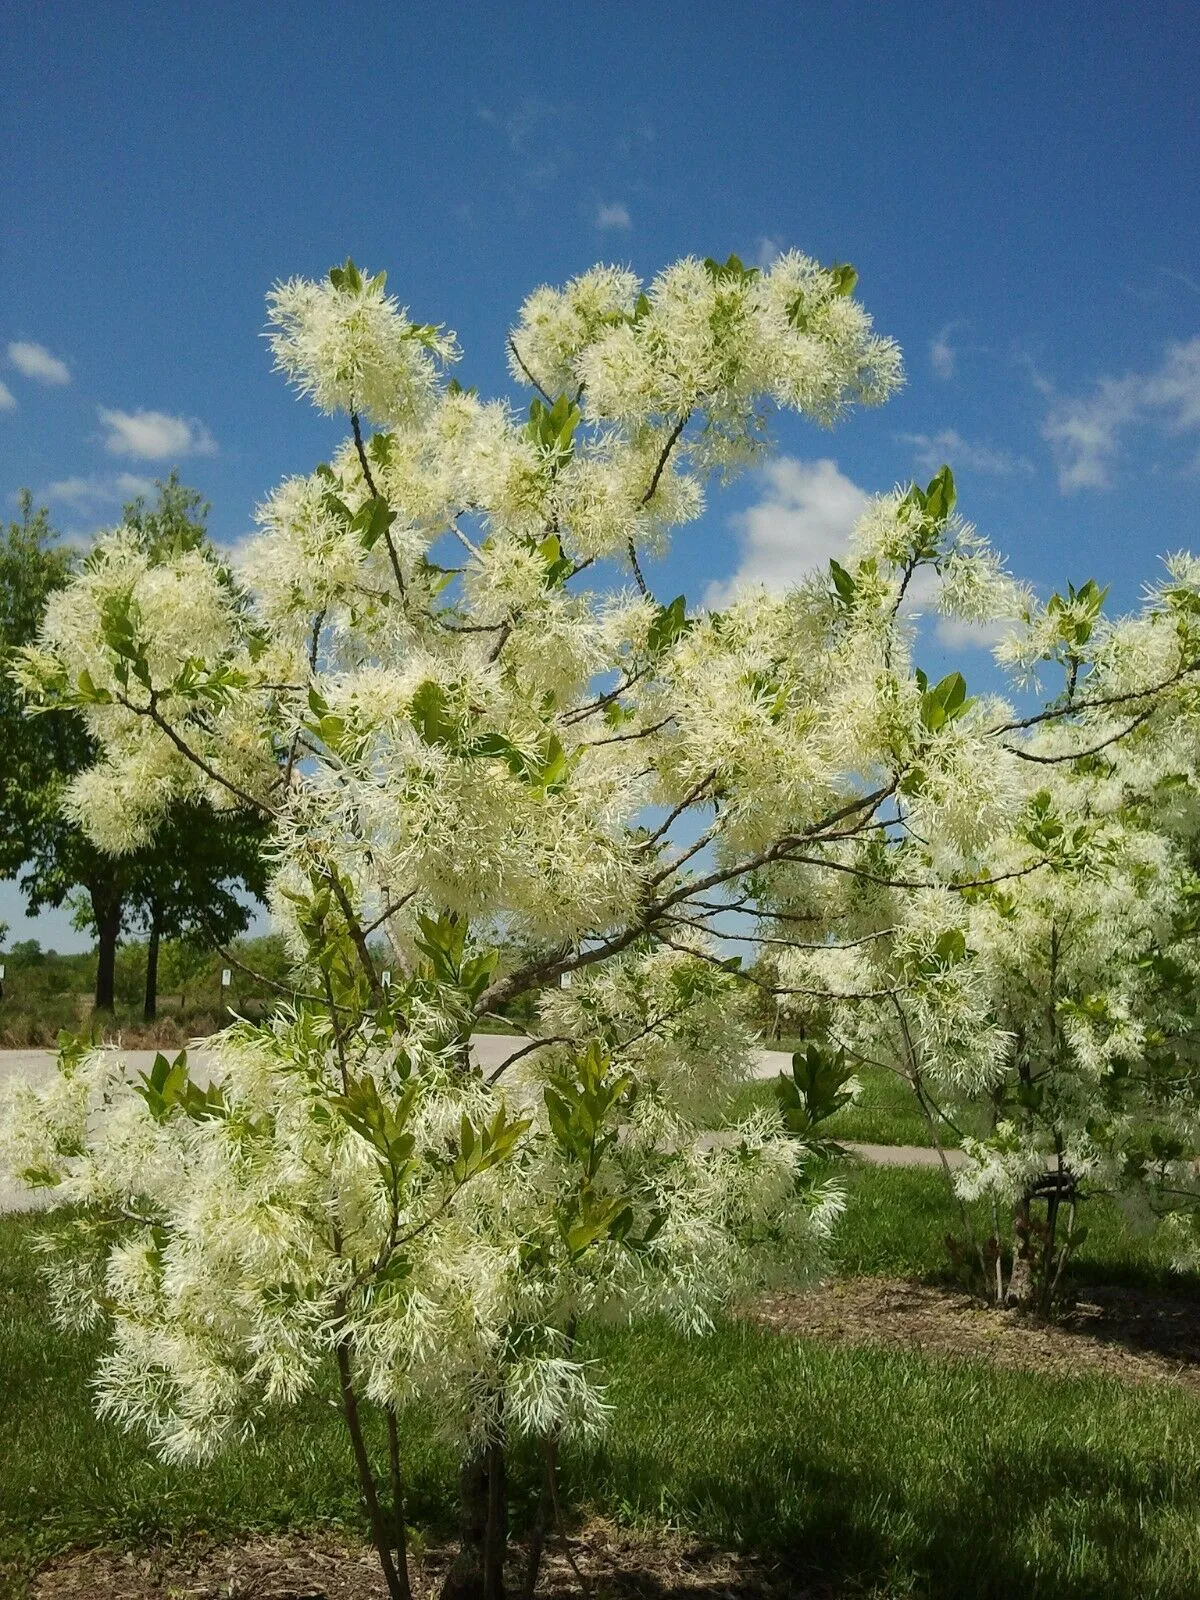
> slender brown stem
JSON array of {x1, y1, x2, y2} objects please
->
[
  {"x1": 335, "y1": 1339, "x2": 410, "y2": 1600},
  {"x1": 508, "y1": 338, "x2": 553, "y2": 404},
  {"x1": 626, "y1": 537, "x2": 649, "y2": 597},
  {"x1": 386, "y1": 1404, "x2": 412, "y2": 1593},
  {"x1": 352, "y1": 410, "x2": 407, "y2": 599},
  {"x1": 640, "y1": 412, "x2": 690, "y2": 506}
]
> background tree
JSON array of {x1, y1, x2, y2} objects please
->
[
  {"x1": 0, "y1": 491, "x2": 123, "y2": 1006},
  {"x1": 759, "y1": 568, "x2": 1200, "y2": 1313},
  {"x1": 0, "y1": 479, "x2": 266, "y2": 1012},
  {"x1": 124, "y1": 802, "x2": 269, "y2": 1021}
]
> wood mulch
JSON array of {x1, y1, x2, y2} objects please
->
[
  {"x1": 749, "y1": 1274, "x2": 1200, "y2": 1390},
  {"x1": 27, "y1": 1523, "x2": 806, "y2": 1599}
]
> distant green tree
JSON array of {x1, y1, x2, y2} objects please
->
[
  {"x1": 125, "y1": 802, "x2": 269, "y2": 1020},
  {"x1": 0, "y1": 478, "x2": 267, "y2": 1012},
  {"x1": 0, "y1": 491, "x2": 124, "y2": 1005}
]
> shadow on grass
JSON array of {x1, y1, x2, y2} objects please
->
[
  {"x1": 7, "y1": 1207, "x2": 1200, "y2": 1599},
  {"x1": 574, "y1": 1319, "x2": 1200, "y2": 1600}
]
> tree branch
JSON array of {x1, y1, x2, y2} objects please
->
[
  {"x1": 352, "y1": 411, "x2": 407, "y2": 600},
  {"x1": 507, "y1": 338, "x2": 553, "y2": 404}
]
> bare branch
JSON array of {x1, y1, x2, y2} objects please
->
[
  {"x1": 507, "y1": 337, "x2": 553, "y2": 404},
  {"x1": 637, "y1": 769, "x2": 719, "y2": 852},
  {"x1": 640, "y1": 412, "x2": 690, "y2": 507},
  {"x1": 351, "y1": 410, "x2": 407, "y2": 600},
  {"x1": 1001, "y1": 702, "x2": 1159, "y2": 765}
]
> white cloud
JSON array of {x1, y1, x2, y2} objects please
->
[
  {"x1": 930, "y1": 323, "x2": 960, "y2": 380},
  {"x1": 8, "y1": 340, "x2": 71, "y2": 385},
  {"x1": 0, "y1": 381, "x2": 15, "y2": 412},
  {"x1": 709, "y1": 456, "x2": 1016, "y2": 654},
  {"x1": 754, "y1": 236, "x2": 784, "y2": 269},
  {"x1": 934, "y1": 615, "x2": 1013, "y2": 650},
  {"x1": 44, "y1": 473, "x2": 157, "y2": 510},
  {"x1": 595, "y1": 202, "x2": 632, "y2": 231},
  {"x1": 97, "y1": 407, "x2": 217, "y2": 460},
  {"x1": 1041, "y1": 337, "x2": 1200, "y2": 492},
  {"x1": 897, "y1": 428, "x2": 1031, "y2": 476},
  {"x1": 706, "y1": 458, "x2": 869, "y2": 606}
]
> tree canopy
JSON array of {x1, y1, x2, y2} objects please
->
[{"x1": 6, "y1": 249, "x2": 1200, "y2": 1600}]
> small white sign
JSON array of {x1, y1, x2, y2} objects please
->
[
  {"x1": 381, "y1": 970, "x2": 392, "y2": 988},
  {"x1": 221, "y1": 968, "x2": 232, "y2": 988},
  {"x1": 560, "y1": 971, "x2": 573, "y2": 988},
  {"x1": 0, "y1": 964, "x2": 5, "y2": 981}
]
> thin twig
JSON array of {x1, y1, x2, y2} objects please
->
[
  {"x1": 352, "y1": 410, "x2": 407, "y2": 599},
  {"x1": 508, "y1": 337, "x2": 553, "y2": 403}
]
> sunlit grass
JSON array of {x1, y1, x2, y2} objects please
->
[{"x1": 4, "y1": 1168, "x2": 1199, "y2": 1598}]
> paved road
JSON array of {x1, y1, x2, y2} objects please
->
[{"x1": 0, "y1": 1040, "x2": 953, "y2": 1213}]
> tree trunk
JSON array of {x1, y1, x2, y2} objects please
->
[
  {"x1": 91, "y1": 879, "x2": 123, "y2": 1013},
  {"x1": 143, "y1": 911, "x2": 161, "y2": 1022},
  {"x1": 1006, "y1": 1195, "x2": 1034, "y2": 1306},
  {"x1": 442, "y1": 1448, "x2": 508, "y2": 1600}
]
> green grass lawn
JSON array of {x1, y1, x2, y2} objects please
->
[
  {"x1": 724, "y1": 1062, "x2": 953, "y2": 1147},
  {"x1": 4, "y1": 1170, "x2": 1199, "y2": 1598},
  {"x1": 829, "y1": 1160, "x2": 1185, "y2": 1289}
]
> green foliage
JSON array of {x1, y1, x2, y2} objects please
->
[
  {"x1": 900, "y1": 463, "x2": 957, "y2": 529},
  {"x1": 1047, "y1": 578, "x2": 1108, "y2": 648},
  {"x1": 917, "y1": 668, "x2": 975, "y2": 732},
  {"x1": 409, "y1": 681, "x2": 574, "y2": 795},
  {"x1": 328, "y1": 257, "x2": 366, "y2": 294},
  {"x1": 134, "y1": 1050, "x2": 227, "y2": 1124},
  {"x1": 413, "y1": 911, "x2": 497, "y2": 1005},
  {"x1": 332, "y1": 1072, "x2": 418, "y2": 1185},
  {"x1": 773, "y1": 1042, "x2": 856, "y2": 1149},
  {"x1": 544, "y1": 1042, "x2": 650, "y2": 1257},
  {"x1": 525, "y1": 393, "x2": 582, "y2": 462},
  {"x1": 452, "y1": 1105, "x2": 530, "y2": 1185},
  {"x1": 646, "y1": 593, "x2": 691, "y2": 656}
]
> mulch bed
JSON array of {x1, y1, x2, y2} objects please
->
[
  {"x1": 28, "y1": 1524, "x2": 805, "y2": 1599},
  {"x1": 750, "y1": 1274, "x2": 1200, "y2": 1390}
]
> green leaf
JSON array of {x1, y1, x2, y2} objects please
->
[
  {"x1": 75, "y1": 668, "x2": 112, "y2": 705},
  {"x1": 329, "y1": 258, "x2": 364, "y2": 293},
  {"x1": 535, "y1": 532, "x2": 574, "y2": 587},
  {"x1": 933, "y1": 927, "x2": 967, "y2": 966},
  {"x1": 922, "y1": 465, "x2": 957, "y2": 524},
  {"x1": 647, "y1": 594, "x2": 690, "y2": 655},
  {"x1": 828, "y1": 262, "x2": 858, "y2": 296},
  {"x1": 351, "y1": 496, "x2": 396, "y2": 553},
  {"x1": 829, "y1": 559, "x2": 857, "y2": 606},
  {"x1": 919, "y1": 671, "x2": 975, "y2": 732},
  {"x1": 773, "y1": 1043, "x2": 855, "y2": 1140},
  {"x1": 526, "y1": 394, "x2": 582, "y2": 461},
  {"x1": 410, "y1": 680, "x2": 454, "y2": 747},
  {"x1": 702, "y1": 254, "x2": 759, "y2": 284}
]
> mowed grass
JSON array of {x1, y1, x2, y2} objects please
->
[
  {"x1": 829, "y1": 1160, "x2": 1189, "y2": 1291},
  {"x1": 4, "y1": 1170, "x2": 1200, "y2": 1598},
  {"x1": 724, "y1": 1062, "x2": 952, "y2": 1147}
]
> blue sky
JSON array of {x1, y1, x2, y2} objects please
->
[{"x1": 2, "y1": 0, "x2": 1198, "y2": 949}]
